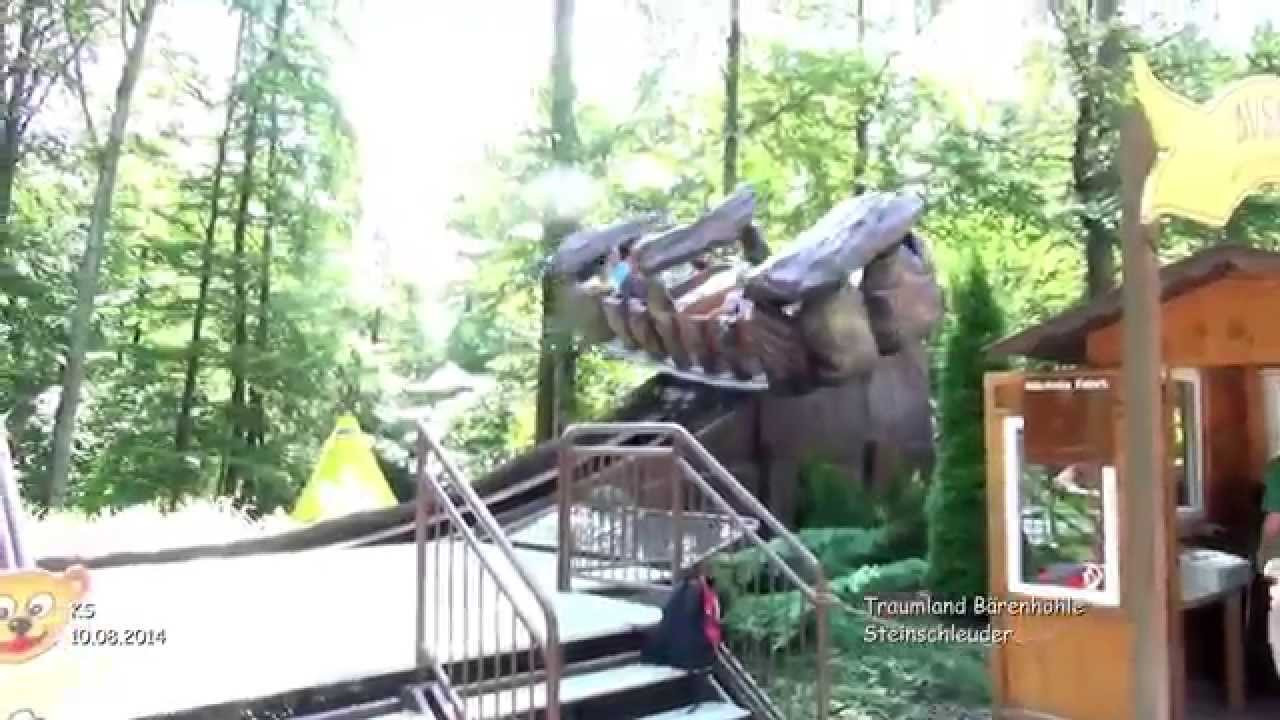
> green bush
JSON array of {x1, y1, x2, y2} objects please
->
[
  {"x1": 712, "y1": 526, "x2": 904, "y2": 604},
  {"x1": 798, "y1": 526, "x2": 893, "y2": 575},
  {"x1": 713, "y1": 506, "x2": 930, "y2": 605},
  {"x1": 796, "y1": 459, "x2": 879, "y2": 528},
  {"x1": 722, "y1": 558, "x2": 928, "y2": 651},
  {"x1": 874, "y1": 472, "x2": 930, "y2": 559},
  {"x1": 926, "y1": 255, "x2": 1007, "y2": 601},
  {"x1": 824, "y1": 611, "x2": 992, "y2": 716},
  {"x1": 796, "y1": 459, "x2": 930, "y2": 538},
  {"x1": 832, "y1": 557, "x2": 929, "y2": 598}
]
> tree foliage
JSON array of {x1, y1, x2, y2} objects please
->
[
  {"x1": 926, "y1": 256, "x2": 1005, "y2": 601},
  {"x1": 2, "y1": 2, "x2": 1277, "y2": 539},
  {"x1": 2, "y1": 0, "x2": 439, "y2": 515}
]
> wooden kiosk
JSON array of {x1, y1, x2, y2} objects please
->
[{"x1": 982, "y1": 56, "x2": 1280, "y2": 720}]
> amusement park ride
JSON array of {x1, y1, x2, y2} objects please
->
[{"x1": 551, "y1": 184, "x2": 943, "y2": 396}]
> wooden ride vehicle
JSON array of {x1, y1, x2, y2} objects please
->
[{"x1": 549, "y1": 185, "x2": 943, "y2": 395}]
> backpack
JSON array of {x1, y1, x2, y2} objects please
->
[{"x1": 642, "y1": 575, "x2": 722, "y2": 671}]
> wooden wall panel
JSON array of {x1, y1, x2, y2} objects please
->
[
  {"x1": 1000, "y1": 611, "x2": 1135, "y2": 720},
  {"x1": 985, "y1": 372, "x2": 1019, "y2": 708},
  {"x1": 1086, "y1": 273, "x2": 1280, "y2": 368},
  {"x1": 986, "y1": 371, "x2": 1136, "y2": 720},
  {"x1": 1201, "y1": 367, "x2": 1254, "y2": 531},
  {"x1": 1246, "y1": 369, "x2": 1271, "y2": 475}
]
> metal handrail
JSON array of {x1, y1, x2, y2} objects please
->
[
  {"x1": 0, "y1": 428, "x2": 28, "y2": 570},
  {"x1": 557, "y1": 421, "x2": 832, "y2": 720},
  {"x1": 560, "y1": 422, "x2": 827, "y2": 585},
  {"x1": 674, "y1": 459, "x2": 817, "y2": 601},
  {"x1": 415, "y1": 422, "x2": 562, "y2": 719}
]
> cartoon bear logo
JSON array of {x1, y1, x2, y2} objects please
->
[{"x1": 0, "y1": 566, "x2": 89, "y2": 665}]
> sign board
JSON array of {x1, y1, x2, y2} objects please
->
[
  {"x1": 1023, "y1": 373, "x2": 1116, "y2": 466},
  {"x1": 1133, "y1": 53, "x2": 1280, "y2": 227}
]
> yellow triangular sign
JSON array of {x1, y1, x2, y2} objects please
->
[{"x1": 291, "y1": 416, "x2": 397, "y2": 523}]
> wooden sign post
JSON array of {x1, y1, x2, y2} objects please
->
[
  {"x1": 1123, "y1": 54, "x2": 1280, "y2": 719},
  {"x1": 1120, "y1": 104, "x2": 1170, "y2": 720}
]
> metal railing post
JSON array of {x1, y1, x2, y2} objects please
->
[
  {"x1": 415, "y1": 422, "x2": 563, "y2": 720},
  {"x1": 670, "y1": 436, "x2": 685, "y2": 583},
  {"x1": 413, "y1": 433, "x2": 429, "y2": 672},
  {"x1": 815, "y1": 579, "x2": 833, "y2": 719},
  {"x1": 557, "y1": 440, "x2": 574, "y2": 593},
  {"x1": 0, "y1": 428, "x2": 27, "y2": 571}
]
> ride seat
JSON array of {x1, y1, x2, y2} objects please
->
[{"x1": 672, "y1": 269, "x2": 740, "y2": 373}]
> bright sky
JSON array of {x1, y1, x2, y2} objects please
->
[{"x1": 332, "y1": 1, "x2": 695, "y2": 341}]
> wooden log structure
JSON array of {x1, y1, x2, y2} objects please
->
[
  {"x1": 743, "y1": 192, "x2": 924, "y2": 304},
  {"x1": 547, "y1": 184, "x2": 943, "y2": 395},
  {"x1": 632, "y1": 186, "x2": 757, "y2": 275},
  {"x1": 552, "y1": 213, "x2": 667, "y2": 278}
]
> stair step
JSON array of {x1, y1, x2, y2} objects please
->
[
  {"x1": 635, "y1": 701, "x2": 750, "y2": 720},
  {"x1": 465, "y1": 662, "x2": 688, "y2": 717}
]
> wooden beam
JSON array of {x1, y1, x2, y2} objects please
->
[
  {"x1": 550, "y1": 214, "x2": 666, "y2": 277},
  {"x1": 1118, "y1": 106, "x2": 1172, "y2": 719},
  {"x1": 632, "y1": 186, "x2": 757, "y2": 275},
  {"x1": 744, "y1": 191, "x2": 922, "y2": 305}
]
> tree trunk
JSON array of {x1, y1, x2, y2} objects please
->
[
  {"x1": 535, "y1": 0, "x2": 580, "y2": 443},
  {"x1": 0, "y1": 0, "x2": 35, "y2": 256},
  {"x1": 1, "y1": 1, "x2": 35, "y2": 372},
  {"x1": 249, "y1": 0, "x2": 289, "y2": 454},
  {"x1": 0, "y1": 135, "x2": 21, "y2": 366},
  {"x1": 224, "y1": 33, "x2": 270, "y2": 499},
  {"x1": 851, "y1": 0, "x2": 871, "y2": 193},
  {"x1": 721, "y1": 0, "x2": 740, "y2": 195},
  {"x1": 176, "y1": 14, "x2": 249, "y2": 466},
  {"x1": 1075, "y1": 0, "x2": 1120, "y2": 298},
  {"x1": 0, "y1": 134, "x2": 16, "y2": 254},
  {"x1": 47, "y1": 0, "x2": 162, "y2": 508},
  {"x1": 127, "y1": 248, "x2": 151, "y2": 356},
  {"x1": 225, "y1": 0, "x2": 288, "y2": 498}
]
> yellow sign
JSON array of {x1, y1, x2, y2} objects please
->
[
  {"x1": 291, "y1": 415, "x2": 397, "y2": 523},
  {"x1": 1132, "y1": 53, "x2": 1280, "y2": 227}
]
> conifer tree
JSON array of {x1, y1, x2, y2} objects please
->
[{"x1": 926, "y1": 255, "x2": 1007, "y2": 601}]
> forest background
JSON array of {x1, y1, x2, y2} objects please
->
[
  {"x1": 10, "y1": 1, "x2": 1280, "y2": 716},
  {"x1": 4, "y1": 0, "x2": 1280, "y2": 530}
]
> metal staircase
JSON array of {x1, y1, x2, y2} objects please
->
[
  {"x1": 385, "y1": 421, "x2": 831, "y2": 720},
  {"x1": 556, "y1": 423, "x2": 832, "y2": 720}
]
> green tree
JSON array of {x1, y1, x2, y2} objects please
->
[
  {"x1": 48, "y1": 0, "x2": 162, "y2": 507},
  {"x1": 926, "y1": 255, "x2": 1006, "y2": 601},
  {"x1": 534, "y1": 0, "x2": 581, "y2": 443},
  {"x1": 721, "y1": 0, "x2": 741, "y2": 194}
]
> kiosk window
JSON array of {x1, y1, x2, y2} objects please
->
[
  {"x1": 1004, "y1": 416, "x2": 1120, "y2": 606},
  {"x1": 1170, "y1": 368, "x2": 1204, "y2": 518}
]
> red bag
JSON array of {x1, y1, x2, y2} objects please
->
[{"x1": 702, "y1": 577, "x2": 722, "y2": 647}]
